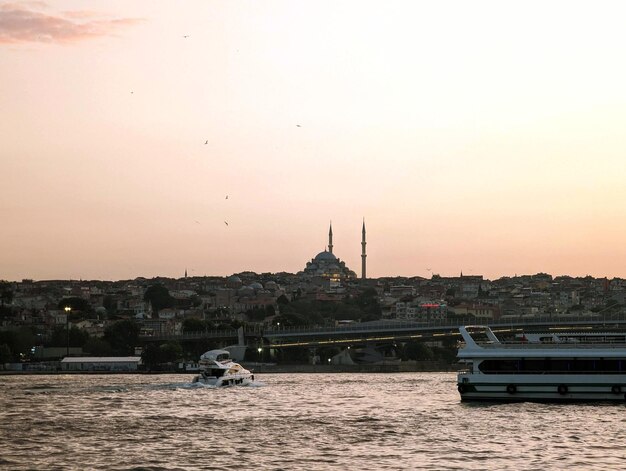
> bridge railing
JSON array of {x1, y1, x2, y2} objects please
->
[
  {"x1": 139, "y1": 311, "x2": 626, "y2": 341},
  {"x1": 262, "y1": 311, "x2": 626, "y2": 337},
  {"x1": 140, "y1": 328, "x2": 240, "y2": 341}
]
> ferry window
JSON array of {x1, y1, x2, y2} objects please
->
[
  {"x1": 570, "y1": 360, "x2": 593, "y2": 372},
  {"x1": 519, "y1": 359, "x2": 544, "y2": 372},
  {"x1": 479, "y1": 358, "x2": 626, "y2": 374},
  {"x1": 478, "y1": 360, "x2": 519, "y2": 373}
]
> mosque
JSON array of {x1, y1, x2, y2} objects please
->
[{"x1": 300, "y1": 221, "x2": 367, "y2": 281}]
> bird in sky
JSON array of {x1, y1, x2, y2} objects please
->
[
  {"x1": 225, "y1": 195, "x2": 228, "y2": 199},
  {"x1": 426, "y1": 268, "x2": 432, "y2": 271},
  {"x1": 224, "y1": 221, "x2": 229, "y2": 226},
  {"x1": 195, "y1": 220, "x2": 200, "y2": 224},
  {"x1": 204, "y1": 140, "x2": 208, "y2": 144},
  {"x1": 296, "y1": 124, "x2": 301, "y2": 127},
  {"x1": 183, "y1": 35, "x2": 189, "y2": 38}
]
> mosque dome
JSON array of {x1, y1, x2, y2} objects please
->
[
  {"x1": 226, "y1": 275, "x2": 243, "y2": 288},
  {"x1": 314, "y1": 251, "x2": 338, "y2": 262},
  {"x1": 249, "y1": 282, "x2": 264, "y2": 291}
]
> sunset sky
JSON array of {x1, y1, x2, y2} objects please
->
[{"x1": 2, "y1": 0, "x2": 626, "y2": 281}]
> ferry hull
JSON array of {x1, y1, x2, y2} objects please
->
[{"x1": 458, "y1": 373, "x2": 626, "y2": 402}]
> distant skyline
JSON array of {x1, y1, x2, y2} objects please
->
[{"x1": 2, "y1": 1, "x2": 626, "y2": 282}]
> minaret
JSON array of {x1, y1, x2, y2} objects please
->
[
  {"x1": 328, "y1": 221, "x2": 333, "y2": 254},
  {"x1": 361, "y1": 219, "x2": 367, "y2": 279}
]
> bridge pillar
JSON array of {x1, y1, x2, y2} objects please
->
[{"x1": 310, "y1": 347, "x2": 319, "y2": 365}]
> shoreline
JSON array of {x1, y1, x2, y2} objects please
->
[{"x1": 0, "y1": 361, "x2": 457, "y2": 375}]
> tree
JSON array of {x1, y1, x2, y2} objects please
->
[
  {"x1": 245, "y1": 307, "x2": 268, "y2": 323},
  {"x1": 215, "y1": 319, "x2": 244, "y2": 330},
  {"x1": 159, "y1": 341, "x2": 183, "y2": 364},
  {"x1": 57, "y1": 297, "x2": 93, "y2": 314},
  {"x1": 102, "y1": 295, "x2": 117, "y2": 315},
  {"x1": 333, "y1": 304, "x2": 362, "y2": 321},
  {"x1": 190, "y1": 295, "x2": 203, "y2": 308},
  {"x1": 273, "y1": 311, "x2": 310, "y2": 327},
  {"x1": 0, "y1": 281, "x2": 13, "y2": 306},
  {"x1": 182, "y1": 318, "x2": 207, "y2": 333},
  {"x1": 83, "y1": 338, "x2": 113, "y2": 356},
  {"x1": 0, "y1": 343, "x2": 12, "y2": 365},
  {"x1": 0, "y1": 305, "x2": 12, "y2": 321},
  {"x1": 141, "y1": 341, "x2": 182, "y2": 370},
  {"x1": 431, "y1": 345, "x2": 457, "y2": 363},
  {"x1": 0, "y1": 328, "x2": 35, "y2": 359},
  {"x1": 141, "y1": 344, "x2": 161, "y2": 370},
  {"x1": 402, "y1": 341, "x2": 434, "y2": 361},
  {"x1": 47, "y1": 326, "x2": 90, "y2": 348},
  {"x1": 143, "y1": 284, "x2": 173, "y2": 317},
  {"x1": 104, "y1": 319, "x2": 139, "y2": 355}
]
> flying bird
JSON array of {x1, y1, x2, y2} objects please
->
[
  {"x1": 296, "y1": 124, "x2": 301, "y2": 127},
  {"x1": 224, "y1": 221, "x2": 229, "y2": 226},
  {"x1": 225, "y1": 195, "x2": 228, "y2": 199},
  {"x1": 204, "y1": 140, "x2": 208, "y2": 145},
  {"x1": 195, "y1": 220, "x2": 200, "y2": 224},
  {"x1": 183, "y1": 35, "x2": 189, "y2": 38}
]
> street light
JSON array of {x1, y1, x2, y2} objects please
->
[
  {"x1": 257, "y1": 347, "x2": 262, "y2": 362},
  {"x1": 64, "y1": 306, "x2": 71, "y2": 357}
]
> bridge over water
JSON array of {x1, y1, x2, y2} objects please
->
[{"x1": 140, "y1": 313, "x2": 626, "y2": 349}]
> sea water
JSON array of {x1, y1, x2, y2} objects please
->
[{"x1": 1, "y1": 372, "x2": 625, "y2": 470}]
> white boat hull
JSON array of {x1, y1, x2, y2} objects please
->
[
  {"x1": 458, "y1": 372, "x2": 626, "y2": 402},
  {"x1": 192, "y1": 372, "x2": 254, "y2": 387}
]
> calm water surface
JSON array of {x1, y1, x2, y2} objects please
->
[{"x1": 1, "y1": 372, "x2": 625, "y2": 470}]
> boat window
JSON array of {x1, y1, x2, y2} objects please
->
[
  {"x1": 478, "y1": 358, "x2": 626, "y2": 374},
  {"x1": 478, "y1": 360, "x2": 519, "y2": 373}
]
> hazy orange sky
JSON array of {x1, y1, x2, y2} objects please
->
[{"x1": 2, "y1": 0, "x2": 626, "y2": 281}]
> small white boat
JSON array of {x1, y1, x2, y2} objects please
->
[{"x1": 192, "y1": 349, "x2": 254, "y2": 386}]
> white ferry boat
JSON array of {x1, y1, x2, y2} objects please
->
[
  {"x1": 192, "y1": 349, "x2": 254, "y2": 387},
  {"x1": 457, "y1": 325, "x2": 626, "y2": 402}
]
